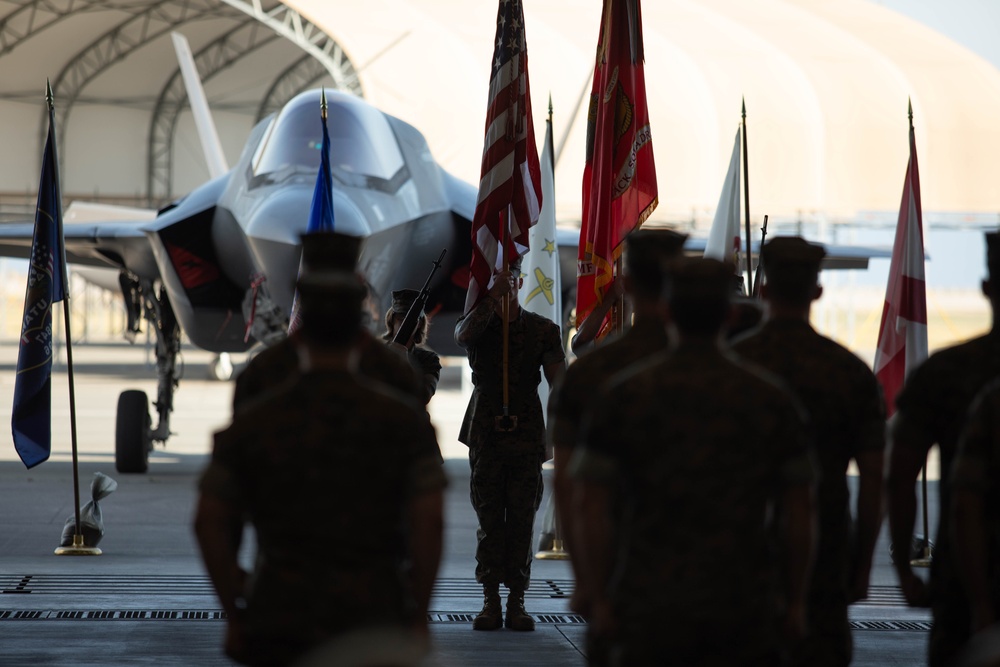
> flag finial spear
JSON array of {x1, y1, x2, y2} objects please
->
[
  {"x1": 320, "y1": 87, "x2": 327, "y2": 121},
  {"x1": 742, "y1": 96, "x2": 746, "y2": 120},
  {"x1": 45, "y1": 79, "x2": 53, "y2": 111},
  {"x1": 908, "y1": 97, "x2": 913, "y2": 128},
  {"x1": 548, "y1": 92, "x2": 553, "y2": 117}
]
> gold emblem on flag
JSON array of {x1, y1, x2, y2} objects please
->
[
  {"x1": 615, "y1": 83, "x2": 633, "y2": 142},
  {"x1": 526, "y1": 267, "x2": 555, "y2": 306}
]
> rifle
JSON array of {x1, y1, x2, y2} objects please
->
[
  {"x1": 391, "y1": 249, "x2": 447, "y2": 346},
  {"x1": 752, "y1": 214, "x2": 768, "y2": 300}
]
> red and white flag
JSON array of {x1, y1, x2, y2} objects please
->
[
  {"x1": 576, "y1": 0, "x2": 657, "y2": 345},
  {"x1": 464, "y1": 0, "x2": 542, "y2": 315},
  {"x1": 874, "y1": 105, "x2": 928, "y2": 416}
]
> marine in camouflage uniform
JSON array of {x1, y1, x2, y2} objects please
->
[
  {"x1": 231, "y1": 231, "x2": 420, "y2": 412},
  {"x1": 382, "y1": 288, "x2": 442, "y2": 405},
  {"x1": 195, "y1": 270, "x2": 446, "y2": 667},
  {"x1": 733, "y1": 237, "x2": 886, "y2": 667},
  {"x1": 455, "y1": 259, "x2": 565, "y2": 631},
  {"x1": 547, "y1": 228, "x2": 686, "y2": 634},
  {"x1": 951, "y1": 379, "x2": 1000, "y2": 644},
  {"x1": 233, "y1": 330, "x2": 420, "y2": 412},
  {"x1": 888, "y1": 231, "x2": 1000, "y2": 667},
  {"x1": 573, "y1": 258, "x2": 816, "y2": 667}
]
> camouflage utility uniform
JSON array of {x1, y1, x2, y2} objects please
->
[
  {"x1": 232, "y1": 331, "x2": 420, "y2": 412},
  {"x1": 201, "y1": 370, "x2": 446, "y2": 666},
  {"x1": 951, "y1": 380, "x2": 1000, "y2": 626},
  {"x1": 407, "y1": 345, "x2": 441, "y2": 405},
  {"x1": 457, "y1": 306, "x2": 564, "y2": 591},
  {"x1": 575, "y1": 341, "x2": 814, "y2": 666},
  {"x1": 893, "y1": 331, "x2": 1000, "y2": 665},
  {"x1": 734, "y1": 318, "x2": 885, "y2": 666},
  {"x1": 548, "y1": 317, "x2": 667, "y2": 453}
]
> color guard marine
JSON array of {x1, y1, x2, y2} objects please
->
[{"x1": 455, "y1": 256, "x2": 566, "y2": 632}]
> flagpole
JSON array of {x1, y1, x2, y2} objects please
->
[
  {"x1": 741, "y1": 97, "x2": 753, "y2": 296},
  {"x1": 548, "y1": 95, "x2": 555, "y2": 200},
  {"x1": 49, "y1": 81, "x2": 98, "y2": 556},
  {"x1": 908, "y1": 99, "x2": 932, "y2": 568},
  {"x1": 501, "y1": 206, "x2": 512, "y2": 430}
]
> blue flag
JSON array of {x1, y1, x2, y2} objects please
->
[
  {"x1": 288, "y1": 95, "x2": 336, "y2": 333},
  {"x1": 12, "y1": 102, "x2": 67, "y2": 469},
  {"x1": 306, "y1": 99, "x2": 335, "y2": 233}
]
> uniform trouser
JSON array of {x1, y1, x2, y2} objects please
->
[
  {"x1": 929, "y1": 588, "x2": 971, "y2": 667},
  {"x1": 469, "y1": 444, "x2": 544, "y2": 590},
  {"x1": 790, "y1": 565, "x2": 851, "y2": 667}
]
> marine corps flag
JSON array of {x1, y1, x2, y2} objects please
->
[
  {"x1": 465, "y1": 0, "x2": 542, "y2": 315},
  {"x1": 12, "y1": 90, "x2": 68, "y2": 469},
  {"x1": 874, "y1": 101, "x2": 928, "y2": 416},
  {"x1": 576, "y1": 0, "x2": 657, "y2": 346}
]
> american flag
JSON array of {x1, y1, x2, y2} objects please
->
[{"x1": 464, "y1": 0, "x2": 542, "y2": 315}]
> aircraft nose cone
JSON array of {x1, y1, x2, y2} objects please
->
[{"x1": 245, "y1": 185, "x2": 372, "y2": 245}]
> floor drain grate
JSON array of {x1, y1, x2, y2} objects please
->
[{"x1": 851, "y1": 620, "x2": 932, "y2": 631}]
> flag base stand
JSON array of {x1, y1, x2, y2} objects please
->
[
  {"x1": 910, "y1": 552, "x2": 933, "y2": 569},
  {"x1": 534, "y1": 538, "x2": 570, "y2": 561},
  {"x1": 54, "y1": 534, "x2": 102, "y2": 556}
]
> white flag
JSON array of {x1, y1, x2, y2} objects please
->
[
  {"x1": 519, "y1": 115, "x2": 561, "y2": 411},
  {"x1": 705, "y1": 128, "x2": 742, "y2": 266}
]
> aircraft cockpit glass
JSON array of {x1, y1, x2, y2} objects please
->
[{"x1": 251, "y1": 91, "x2": 406, "y2": 186}]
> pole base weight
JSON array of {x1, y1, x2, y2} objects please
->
[
  {"x1": 54, "y1": 533, "x2": 102, "y2": 556},
  {"x1": 535, "y1": 538, "x2": 570, "y2": 561}
]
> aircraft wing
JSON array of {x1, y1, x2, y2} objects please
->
[
  {"x1": 0, "y1": 217, "x2": 158, "y2": 277},
  {"x1": 556, "y1": 225, "x2": 892, "y2": 274},
  {"x1": 682, "y1": 235, "x2": 893, "y2": 270}
]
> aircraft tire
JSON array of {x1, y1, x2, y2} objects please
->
[
  {"x1": 208, "y1": 353, "x2": 234, "y2": 382},
  {"x1": 116, "y1": 390, "x2": 151, "y2": 474}
]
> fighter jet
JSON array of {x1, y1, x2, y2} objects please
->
[{"x1": 0, "y1": 87, "x2": 520, "y2": 474}]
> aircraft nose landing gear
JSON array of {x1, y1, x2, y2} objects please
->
[{"x1": 114, "y1": 279, "x2": 180, "y2": 473}]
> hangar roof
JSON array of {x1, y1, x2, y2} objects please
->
[{"x1": 0, "y1": 0, "x2": 997, "y2": 229}]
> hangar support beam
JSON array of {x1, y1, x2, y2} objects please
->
[
  {"x1": 217, "y1": 0, "x2": 356, "y2": 91},
  {"x1": 0, "y1": 0, "x2": 101, "y2": 56},
  {"x1": 48, "y1": 0, "x2": 240, "y2": 166}
]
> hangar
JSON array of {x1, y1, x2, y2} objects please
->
[{"x1": 0, "y1": 0, "x2": 997, "y2": 233}]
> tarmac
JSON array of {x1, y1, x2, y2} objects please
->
[{"x1": 0, "y1": 340, "x2": 935, "y2": 666}]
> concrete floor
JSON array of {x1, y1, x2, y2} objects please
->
[{"x1": 0, "y1": 342, "x2": 934, "y2": 665}]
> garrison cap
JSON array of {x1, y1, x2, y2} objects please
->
[
  {"x1": 665, "y1": 257, "x2": 735, "y2": 303},
  {"x1": 624, "y1": 228, "x2": 688, "y2": 297},
  {"x1": 761, "y1": 236, "x2": 826, "y2": 273},
  {"x1": 761, "y1": 236, "x2": 825, "y2": 291},
  {"x1": 624, "y1": 228, "x2": 689, "y2": 272},
  {"x1": 986, "y1": 231, "x2": 1000, "y2": 279},
  {"x1": 391, "y1": 288, "x2": 422, "y2": 315},
  {"x1": 300, "y1": 231, "x2": 362, "y2": 274}
]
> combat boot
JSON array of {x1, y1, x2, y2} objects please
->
[
  {"x1": 504, "y1": 589, "x2": 535, "y2": 631},
  {"x1": 472, "y1": 584, "x2": 502, "y2": 631}
]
